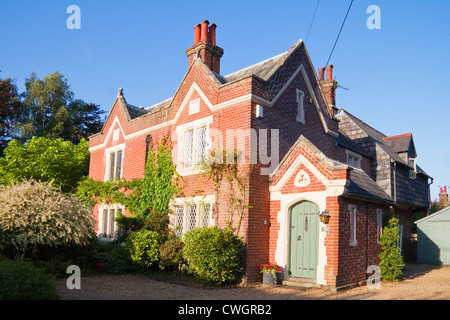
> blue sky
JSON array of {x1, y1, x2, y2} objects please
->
[{"x1": 1, "y1": 0, "x2": 449, "y2": 201}]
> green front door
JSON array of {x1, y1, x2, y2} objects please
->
[{"x1": 289, "y1": 201, "x2": 319, "y2": 278}]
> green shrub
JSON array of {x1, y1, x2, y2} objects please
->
[
  {"x1": 94, "y1": 242, "x2": 130, "y2": 274},
  {"x1": 0, "y1": 180, "x2": 96, "y2": 257},
  {"x1": 159, "y1": 238, "x2": 185, "y2": 271},
  {"x1": 33, "y1": 256, "x2": 73, "y2": 278},
  {"x1": 182, "y1": 227, "x2": 245, "y2": 285},
  {"x1": 0, "y1": 259, "x2": 57, "y2": 300},
  {"x1": 144, "y1": 211, "x2": 171, "y2": 240},
  {"x1": 125, "y1": 229, "x2": 163, "y2": 270},
  {"x1": 379, "y1": 215, "x2": 404, "y2": 281}
]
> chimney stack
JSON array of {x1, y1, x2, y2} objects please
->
[
  {"x1": 439, "y1": 186, "x2": 449, "y2": 207},
  {"x1": 319, "y1": 65, "x2": 338, "y2": 112},
  {"x1": 186, "y1": 20, "x2": 224, "y2": 74}
]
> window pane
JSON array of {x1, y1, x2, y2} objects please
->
[
  {"x1": 297, "y1": 91, "x2": 305, "y2": 123},
  {"x1": 377, "y1": 209, "x2": 383, "y2": 242},
  {"x1": 350, "y1": 208, "x2": 356, "y2": 244},
  {"x1": 175, "y1": 206, "x2": 184, "y2": 237},
  {"x1": 197, "y1": 127, "x2": 207, "y2": 164},
  {"x1": 184, "y1": 130, "x2": 194, "y2": 168},
  {"x1": 187, "y1": 205, "x2": 197, "y2": 231},
  {"x1": 108, "y1": 209, "x2": 115, "y2": 238},
  {"x1": 200, "y1": 205, "x2": 210, "y2": 227},
  {"x1": 102, "y1": 209, "x2": 108, "y2": 237},
  {"x1": 116, "y1": 151, "x2": 122, "y2": 178},
  {"x1": 109, "y1": 152, "x2": 116, "y2": 180}
]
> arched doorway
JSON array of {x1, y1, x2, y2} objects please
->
[{"x1": 289, "y1": 201, "x2": 319, "y2": 279}]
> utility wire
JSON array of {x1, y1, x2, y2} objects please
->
[
  {"x1": 325, "y1": 0, "x2": 354, "y2": 67},
  {"x1": 305, "y1": 0, "x2": 320, "y2": 44}
]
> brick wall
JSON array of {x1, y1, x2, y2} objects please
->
[
  {"x1": 333, "y1": 198, "x2": 388, "y2": 288},
  {"x1": 88, "y1": 38, "x2": 360, "y2": 286}
]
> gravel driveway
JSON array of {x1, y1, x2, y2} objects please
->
[{"x1": 55, "y1": 263, "x2": 449, "y2": 300}]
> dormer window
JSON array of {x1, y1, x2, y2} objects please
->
[{"x1": 346, "y1": 150, "x2": 361, "y2": 169}]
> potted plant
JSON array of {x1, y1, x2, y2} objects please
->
[{"x1": 260, "y1": 263, "x2": 281, "y2": 285}]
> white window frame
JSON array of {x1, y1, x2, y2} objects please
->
[
  {"x1": 376, "y1": 208, "x2": 383, "y2": 244},
  {"x1": 171, "y1": 196, "x2": 215, "y2": 237},
  {"x1": 105, "y1": 143, "x2": 125, "y2": 181},
  {"x1": 98, "y1": 204, "x2": 124, "y2": 241},
  {"x1": 346, "y1": 149, "x2": 361, "y2": 169},
  {"x1": 175, "y1": 116, "x2": 213, "y2": 176},
  {"x1": 349, "y1": 204, "x2": 357, "y2": 246},
  {"x1": 296, "y1": 89, "x2": 305, "y2": 124}
]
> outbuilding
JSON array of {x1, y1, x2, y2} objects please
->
[{"x1": 415, "y1": 207, "x2": 450, "y2": 265}]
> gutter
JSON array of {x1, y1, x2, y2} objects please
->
[{"x1": 343, "y1": 190, "x2": 397, "y2": 207}]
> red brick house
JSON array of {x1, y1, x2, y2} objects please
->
[{"x1": 88, "y1": 21, "x2": 431, "y2": 289}]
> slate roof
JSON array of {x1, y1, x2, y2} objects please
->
[
  {"x1": 338, "y1": 109, "x2": 429, "y2": 177},
  {"x1": 221, "y1": 51, "x2": 290, "y2": 83},
  {"x1": 135, "y1": 40, "x2": 304, "y2": 113},
  {"x1": 383, "y1": 133, "x2": 417, "y2": 157},
  {"x1": 345, "y1": 168, "x2": 396, "y2": 206},
  {"x1": 336, "y1": 131, "x2": 369, "y2": 157},
  {"x1": 126, "y1": 103, "x2": 149, "y2": 119}
]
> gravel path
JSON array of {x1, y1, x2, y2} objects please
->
[{"x1": 55, "y1": 263, "x2": 450, "y2": 300}]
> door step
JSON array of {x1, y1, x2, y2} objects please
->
[{"x1": 282, "y1": 278, "x2": 323, "y2": 289}]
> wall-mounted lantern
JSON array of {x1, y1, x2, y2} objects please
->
[{"x1": 319, "y1": 209, "x2": 330, "y2": 224}]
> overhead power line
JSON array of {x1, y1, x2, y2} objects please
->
[
  {"x1": 305, "y1": 0, "x2": 320, "y2": 44},
  {"x1": 325, "y1": 0, "x2": 354, "y2": 67}
]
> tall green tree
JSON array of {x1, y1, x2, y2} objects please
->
[
  {"x1": 379, "y1": 215, "x2": 405, "y2": 281},
  {"x1": 16, "y1": 72, "x2": 105, "y2": 143},
  {"x1": 0, "y1": 77, "x2": 22, "y2": 154},
  {"x1": 0, "y1": 137, "x2": 90, "y2": 193}
]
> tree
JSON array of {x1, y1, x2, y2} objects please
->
[
  {"x1": 0, "y1": 180, "x2": 96, "y2": 257},
  {"x1": 0, "y1": 137, "x2": 90, "y2": 193},
  {"x1": 379, "y1": 215, "x2": 404, "y2": 281},
  {"x1": 0, "y1": 77, "x2": 22, "y2": 154},
  {"x1": 15, "y1": 72, "x2": 105, "y2": 143}
]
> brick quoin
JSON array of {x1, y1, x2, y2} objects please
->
[{"x1": 88, "y1": 20, "x2": 426, "y2": 289}]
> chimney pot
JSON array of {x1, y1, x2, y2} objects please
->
[
  {"x1": 193, "y1": 24, "x2": 201, "y2": 44},
  {"x1": 186, "y1": 20, "x2": 223, "y2": 74},
  {"x1": 209, "y1": 23, "x2": 217, "y2": 46},
  {"x1": 319, "y1": 67, "x2": 325, "y2": 81},
  {"x1": 200, "y1": 20, "x2": 209, "y2": 42},
  {"x1": 326, "y1": 65, "x2": 334, "y2": 80}
]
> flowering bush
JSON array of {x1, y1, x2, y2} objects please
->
[{"x1": 260, "y1": 263, "x2": 281, "y2": 274}]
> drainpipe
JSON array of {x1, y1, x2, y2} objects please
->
[
  {"x1": 391, "y1": 159, "x2": 397, "y2": 203},
  {"x1": 427, "y1": 177, "x2": 434, "y2": 216}
]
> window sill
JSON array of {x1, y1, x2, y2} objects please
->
[{"x1": 349, "y1": 241, "x2": 358, "y2": 247}]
